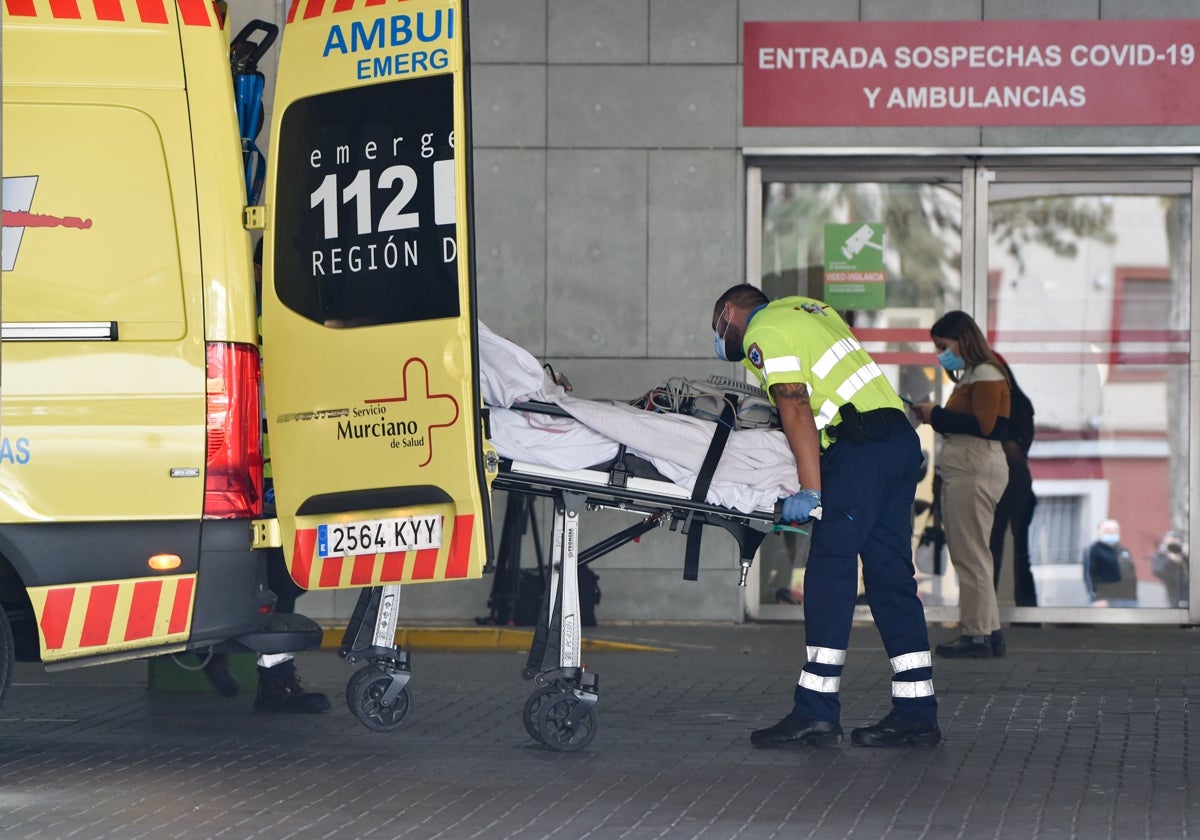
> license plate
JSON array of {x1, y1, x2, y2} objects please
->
[{"x1": 317, "y1": 514, "x2": 443, "y2": 558}]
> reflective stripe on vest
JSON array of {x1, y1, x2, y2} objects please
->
[
  {"x1": 836, "y1": 362, "x2": 885, "y2": 402},
  {"x1": 762, "y1": 355, "x2": 802, "y2": 376},
  {"x1": 812, "y1": 337, "x2": 860, "y2": 378}
]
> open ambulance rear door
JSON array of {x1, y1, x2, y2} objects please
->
[{"x1": 261, "y1": 0, "x2": 494, "y2": 593}]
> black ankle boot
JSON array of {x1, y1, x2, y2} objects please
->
[
  {"x1": 254, "y1": 660, "x2": 331, "y2": 713},
  {"x1": 750, "y1": 714, "x2": 843, "y2": 749}
]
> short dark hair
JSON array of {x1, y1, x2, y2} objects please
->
[{"x1": 713, "y1": 283, "x2": 768, "y2": 326}]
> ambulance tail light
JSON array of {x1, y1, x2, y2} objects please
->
[{"x1": 204, "y1": 342, "x2": 264, "y2": 519}]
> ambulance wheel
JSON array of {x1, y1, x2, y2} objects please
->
[
  {"x1": 346, "y1": 666, "x2": 413, "y2": 732},
  {"x1": 0, "y1": 603, "x2": 12, "y2": 708},
  {"x1": 522, "y1": 685, "x2": 559, "y2": 744},
  {"x1": 536, "y1": 692, "x2": 598, "y2": 752}
]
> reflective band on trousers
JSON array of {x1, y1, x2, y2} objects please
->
[
  {"x1": 798, "y1": 671, "x2": 840, "y2": 693},
  {"x1": 891, "y1": 679, "x2": 935, "y2": 699},
  {"x1": 762, "y1": 355, "x2": 802, "y2": 376},
  {"x1": 807, "y1": 645, "x2": 846, "y2": 666},
  {"x1": 890, "y1": 651, "x2": 932, "y2": 673},
  {"x1": 812, "y1": 338, "x2": 860, "y2": 378}
]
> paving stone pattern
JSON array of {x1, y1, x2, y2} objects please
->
[{"x1": 1, "y1": 623, "x2": 1198, "y2": 839}]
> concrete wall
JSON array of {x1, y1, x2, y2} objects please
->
[{"x1": 229, "y1": 0, "x2": 1200, "y2": 624}]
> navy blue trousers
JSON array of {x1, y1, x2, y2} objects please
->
[{"x1": 792, "y1": 413, "x2": 937, "y2": 724}]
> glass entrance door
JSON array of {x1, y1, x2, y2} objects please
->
[
  {"x1": 985, "y1": 172, "x2": 1192, "y2": 622},
  {"x1": 746, "y1": 156, "x2": 1196, "y2": 625}
]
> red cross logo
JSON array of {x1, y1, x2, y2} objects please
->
[{"x1": 366, "y1": 357, "x2": 459, "y2": 468}]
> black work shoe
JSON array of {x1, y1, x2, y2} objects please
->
[
  {"x1": 851, "y1": 710, "x2": 941, "y2": 747},
  {"x1": 990, "y1": 630, "x2": 1007, "y2": 658},
  {"x1": 750, "y1": 714, "x2": 843, "y2": 749},
  {"x1": 935, "y1": 635, "x2": 992, "y2": 659},
  {"x1": 202, "y1": 654, "x2": 240, "y2": 698},
  {"x1": 254, "y1": 661, "x2": 331, "y2": 714}
]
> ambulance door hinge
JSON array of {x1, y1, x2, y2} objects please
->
[
  {"x1": 243, "y1": 205, "x2": 267, "y2": 230},
  {"x1": 251, "y1": 517, "x2": 282, "y2": 549}
]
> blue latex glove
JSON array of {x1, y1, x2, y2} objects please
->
[{"x1": 781, "y1": 488, "x2": 822, "y2": 523}]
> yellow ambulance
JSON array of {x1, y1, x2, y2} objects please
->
[{"x1": 0, "y1": 0, "x2": 493, "y2": 707}]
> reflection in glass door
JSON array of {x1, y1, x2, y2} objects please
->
[
  {"x1": 986, "y1": 178, "x2": 1191, "y2": 619},
  {"x1": 748, "y1": 159, "x2": 1195, "y2": 625},
  {"x1": 751, "y1": 169, "x2": 966, "y2": 619}
]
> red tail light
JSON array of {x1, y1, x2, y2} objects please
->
[{"x1": 204, "y1": 342, "x2": 263, "y2": 519}]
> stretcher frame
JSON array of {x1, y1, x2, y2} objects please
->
[
  {"x1": 334, "y1": 396, "x2": 786, "y2": 746},
  {"x1": 490, "y1": 453, "x2": 778, "y2": 750}
]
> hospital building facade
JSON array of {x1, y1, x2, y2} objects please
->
[{"x1": 238, "y1": 0, "x2": 1199, "y2": 630}]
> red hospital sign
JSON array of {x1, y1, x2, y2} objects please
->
[{"x1": 743, "y1": 19, "x2": 1200, "y2": 127}]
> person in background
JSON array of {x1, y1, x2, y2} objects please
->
[
  {"x1": 988, "y1": 354, "x2": 1038, "y2": 608},
  {"x1": 712, "y1": 285, "x2": 939, "y2": 750},
  {"x1": 1151, "y1": 531, "x2": 1189, "y2": 608},
  {"x1": 912, "y1": 311, "x2": 1010, "y2": 659},
  {"x1": 1083, "y1": 518, "x2": 1138, "y2": 608},
  {"x1": 203, "y1": 239, "x2": 330, "y2": 713}
]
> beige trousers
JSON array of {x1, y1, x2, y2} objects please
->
[{"x1": 939, "y1": 435, "x2": 1009, "y2": 636}]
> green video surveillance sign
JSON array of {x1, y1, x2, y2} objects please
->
[{"x1": 823, "y1": 223, "x2": 886, "y2": 310}]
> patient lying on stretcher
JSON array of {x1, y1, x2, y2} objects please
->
[{"x1": 479, "y1": 323, "x2": 798, "y2": 514}]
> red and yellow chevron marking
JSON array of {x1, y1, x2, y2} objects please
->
[
  {"x1": 285, "y1": 0, "x2": 434, "y2": 25},
  {"x1": 28, "y1": 574, "x2": 196, "y2": 662},
  {"x1": 290, "y1": 513, "x2": 474, "y2": 589},
  {"x1": 2, "y1": 0, "x2": 219, "y2": 26}
]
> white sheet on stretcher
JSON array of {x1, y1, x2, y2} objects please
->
[{"x1": 479, "y1": 323, "x2": 798, "y2": 513}]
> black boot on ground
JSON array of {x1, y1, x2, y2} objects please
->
[
  {"x1": 935, "y1": 634, "x2": 992, "y2": 659},
  {"x1": 750, "y1": 714, "x2": 843, "y2": 749},
  {"x1": 851, "y1": 710, "x2": 941, "y2": 747},
  {"x1": 254, "y1": 660, "x2": 331, "y2": 713}
]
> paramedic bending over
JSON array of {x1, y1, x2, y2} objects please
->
[{"x1": 711, "y1": 285, "x2": 939, "y2": 749}]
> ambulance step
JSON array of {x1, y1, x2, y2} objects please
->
[{"x1": 234, "y1": 612, "x2": 324, "y2": 654}]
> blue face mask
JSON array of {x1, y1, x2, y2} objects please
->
[
  {"x1": 937, "y1": 348, "x2": 964, "y2": 371},
  {"x1": 1099, "y1": 533, "x2": 1120, "y2": 546},
  {"x1": 714, "y1": 332, "x2": 729, "y2": 361},
  {"x1": 713, "y1": 309, "x2": 744, "y2": 363}
]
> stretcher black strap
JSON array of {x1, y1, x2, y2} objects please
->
[{"x1": 683, "y1": 397, "x2": 738, "y2": 581}]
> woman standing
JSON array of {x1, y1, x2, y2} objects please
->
[{"x1": 913, "y1": 311, "x2": 1011, "y2": 659}]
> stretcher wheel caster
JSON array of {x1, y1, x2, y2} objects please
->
[
  {"x1": 346, "y1": 665, "x2": 413, "y2": 732},
  {"x1": 536, "y1": 691, "x2": 598, "y2": 752},
  {"x1": 522, "y1": 685, "x2": 560, "y2": 744}
]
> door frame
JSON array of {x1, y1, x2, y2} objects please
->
[{"x1": 743, "y1": 148, "x2": 1200, "y2": 626}]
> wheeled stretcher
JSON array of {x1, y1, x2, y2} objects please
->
[
  {"x1": 488, "y1": 397, "x2": 786, "y2": 750},
  {"x1": 330, "y1": 325, "x2": 799, "y2": 742},
  {"x1": 493, "y1": 459, "x2": 779, "y2": 749},
  {"x1": 332, "y1": 397, "x2": 791, "y2": 743}
]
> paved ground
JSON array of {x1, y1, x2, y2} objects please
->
[{"x1": 2, "y1": 622, "x2": 1198, "y2": 839}]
